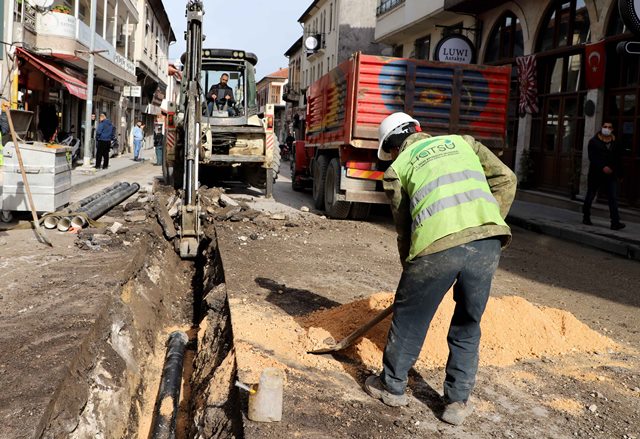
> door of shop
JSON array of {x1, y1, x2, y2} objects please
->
[
  {"x1": 535, "y1": 93, "x2": 584, "y2": 194},
  {"x1": 531, "y1": 50, "x2": 586, "y2": 195}
]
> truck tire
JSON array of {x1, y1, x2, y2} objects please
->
[
  {"x1": 349, "y1": 202, "x2": 371, "y2": 220},
  {"x1": 312, "y1": 155, "x2": 328, "y2": 209},
  {"x1": 324, "y1": 158, "x2": 351, "y2": 219}
]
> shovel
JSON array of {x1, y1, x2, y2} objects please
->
[
  {"x1": 5, "y1": 108, "x2": 53, "y2": 247},
  {"x1": 308, "y1": 304, "x2": 393, "y2": 354}
]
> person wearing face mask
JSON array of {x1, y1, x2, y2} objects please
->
[{"x1": 582, "y1": 121, "x2": 625, "y2": 230}]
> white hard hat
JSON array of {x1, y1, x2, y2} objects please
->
[{"x1": 377, "y1": 112, "x2": 420, "y2": 161}]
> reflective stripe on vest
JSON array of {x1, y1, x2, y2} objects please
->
[
  {"x1": 412, "y1": 188, "x2": 499, "y2": 234},
  {"x1": 409, "y1": 169, "x2": 487, "y2": 212}
]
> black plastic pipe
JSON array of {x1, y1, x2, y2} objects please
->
[
  {"x1": 44, "y1": 182, "x2": 128, "y2": 229},
  {"x1": 150, "y1": 331, "x2": 190, "y2": 439},
  {"x1": 67, "y1": 181, "x2": 128, "y2": 212},
  {"x1": 71, "y1": 183, "x2": 140, "y2": 227}
]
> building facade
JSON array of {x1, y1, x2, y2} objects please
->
[
  {"x1": 283, "y1": 37, "x2": 304, "y2": 141},
  {"x1": 284, "y1": 0, "x2": 388, "y2": 145},
  {"x1": 299, "y1": 0, "x2": 386, "y2": 90},
  {"x1": 257, "y1": 68, "x2": 288, "y2": 143},
  {"x1": 130, "y1": 0, "x2": 174, "y2": 149},
  {"x1": 1, "y1": 0, "x2": 173, "y2": 157},
  {"x1": 2, "y1": 0, "x2": 139, "y2": 148},
  {"x1": 374, "y1": 0, "x2": 640, "y2": 208}
]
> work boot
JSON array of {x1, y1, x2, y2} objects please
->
[
  {"x1": 611, "y1": 222, "x2": 626, "y2": 231},
  {"x1": 582, "y1": 216, "x2": 593, "y2": 226},
  {"x1": 440, "y1": 400, "x2": 474, "y2": 426},
  {"x1": 364, "y1": 375, "x2": 408, "y2": 407}
]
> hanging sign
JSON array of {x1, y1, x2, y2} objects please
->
[{"x1": 434, "y1": 34, "x2": 476, "y2": 64}]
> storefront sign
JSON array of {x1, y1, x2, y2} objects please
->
[
  {"x1": 123, "y1": 86, "x2": 142, "y2": 97},
  {"x1": 434, "y1": 35, "x2": 476, "y2": 64},
  {"x1": 35, "y1": 11, "x2": 76, "y2": 39}
]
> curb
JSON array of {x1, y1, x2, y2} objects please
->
[
  {"x1": 508, "y1": 215, "x2": 640, "y2": 262},
  {"x1": 70, "y1": 160, "x2": 145, "y2": 193}
]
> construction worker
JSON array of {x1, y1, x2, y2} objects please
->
[{"x1": 364, "y1": 112, "x2": 517, "y2": 426}]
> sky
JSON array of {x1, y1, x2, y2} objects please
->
[{"x1": 164, "y1": 1, "x2": 307, "y2": 79}]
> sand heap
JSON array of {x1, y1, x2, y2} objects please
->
[{"x1": 302, "y1": 292, "x2": 617, "y2": 371}]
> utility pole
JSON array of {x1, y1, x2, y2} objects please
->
[{"x1": 81, "y1": 0, "x2": 98, "y2": 169}]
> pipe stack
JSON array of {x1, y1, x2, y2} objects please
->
[
  {"x1": 44, "y1": 182, "x2": 129, "y2": 231},
  {"x1": 70, "y1": 183, "x2": 140, "y2": 229}
]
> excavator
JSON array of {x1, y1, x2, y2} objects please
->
[{"x1": 172, "y1": 0, "x2": 279, "y2": 258}]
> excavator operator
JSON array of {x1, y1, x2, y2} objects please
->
[{"x1": 206, "y1": 73, "x2": 235, "y2": 116}]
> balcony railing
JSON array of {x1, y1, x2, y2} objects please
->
[{"x1": 376, "y1": 0, "x2": 405, "y2": 16}]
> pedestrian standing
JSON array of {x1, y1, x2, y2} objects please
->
[
  {"x1": 582, "y1": 121, "x2": 625, "y2": 230},
  {"x1": 364, "y1": 112, "x2": 517, "y2": 426},
  {"x1": 133, "y1": 121, "x2": 144, "y2": 161},
  {"x1": 95, "y1": 112, "x2": 115, "y2": 169}
]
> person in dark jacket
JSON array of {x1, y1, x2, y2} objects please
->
[
  {"x1": 206, "y1": 73, "x2": 235, "y2": 116},
  {"x1": 582, "y1": 121, "x2": 625, "y2": 230},
  {"x1": 95, "y1": 112, "x2": 115, "y2": 169}
]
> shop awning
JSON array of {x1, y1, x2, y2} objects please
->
[{"x1": 16, "y1": 47, "x2": 88, "y2": 100}]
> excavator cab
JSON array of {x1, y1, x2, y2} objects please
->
[{"x1": 200, "y1": 49, "x2": 258, "y2": 122}]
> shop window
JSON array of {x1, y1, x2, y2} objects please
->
[
  {"x1": 414, "y1": 35, "x2": 430, "y2": 60},
  {"x1": 485, "y1": 12, "x2": 523, "y2": 63},
  {"x1": 537, "y1": 0, "x2": 590, "y2": 52}
]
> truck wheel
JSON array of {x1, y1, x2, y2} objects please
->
[
  {"x1": 349, "y1": 202, "x2": 371, "y2": 220},
  {"x1": 312, "y1": 155, "x2": 328, "y2": 209},
  {"x1": 324, "y1": 158, "x2": 351, "y2": 219}
]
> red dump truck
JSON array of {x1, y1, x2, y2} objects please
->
[{"x1": 291, "y1": 52, "x2": 511, "y2": 219}]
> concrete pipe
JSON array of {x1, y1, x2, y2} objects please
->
[
  {"x1": 57, "y1": 217, "x2": 72, "y2": 232},
  {"x1": 43, "y1": 216, "x2": 59, "y2": 229}
]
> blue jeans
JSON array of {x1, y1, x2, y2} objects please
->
[
  {"x1": 134, "y1": 139, "x2": 142, "y2": 159},
  {"x1": 380, "y1": 238, "x2": 502, "y2": 402}
]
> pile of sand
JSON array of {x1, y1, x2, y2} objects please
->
[{"x1": 301, "y1": 292, "x2": 617, "y2": 370}]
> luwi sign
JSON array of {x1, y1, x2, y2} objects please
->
[{"x1": 434, "y1": 35, "x2": 476, "y2": 64}]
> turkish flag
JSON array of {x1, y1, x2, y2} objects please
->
[{"x1": 585, "y1": 41, "x2": 606, "y2": 89}]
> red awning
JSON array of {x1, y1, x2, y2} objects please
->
[{"x1": 16, "y1": 47, "x2": 88, "y2": 100}]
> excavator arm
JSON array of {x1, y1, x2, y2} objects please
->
[{"x1": 179, "y1": 0, "x2": 204, "y2": 258}]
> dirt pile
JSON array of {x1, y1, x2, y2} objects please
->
[{"x1": 302, "y1": 292, "x2": 617, "y2": 370}]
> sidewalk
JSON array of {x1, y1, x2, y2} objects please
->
[
  {"x1": 508, "y1": 199, "x2": 640, "y2": 261},
  {"x1": 70, "y1": 146, "x2": 158, "y2": 193}
]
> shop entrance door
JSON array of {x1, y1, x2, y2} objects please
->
[{"x1": 536, "y1": 94, "x2": 584, "y2": 193}]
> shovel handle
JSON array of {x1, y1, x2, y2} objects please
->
[
  {"x1": 336, "y1": 304, "x2": 393, "y2": 349},
  {"x1": 308, "y1": 304, "x2": 393, "y2": 354},
  {"x1": 5, "y1": 107, "x2": 52, "y2": 246}
]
